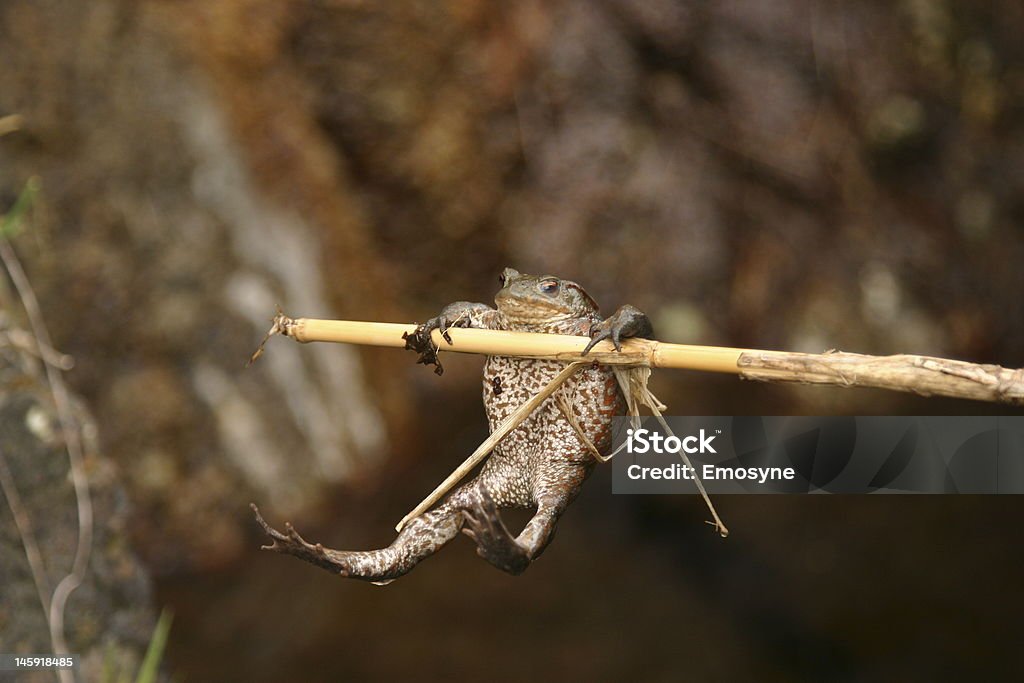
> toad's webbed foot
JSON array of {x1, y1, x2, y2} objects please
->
[
  {"x1": 461, "y1": 488, "x2": 530, "y2": 575},
  {"x1": 403, "y1": 301, "x2": 492, "y2": 375},
  {"x1": 582, "y1": 304, "x2": 654, "y2": 354},
  {"x1": 251, "y1": 503, "x2": 353, "y2": 576}
]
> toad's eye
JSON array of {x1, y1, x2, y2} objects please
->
[
  {"x1": 539, "y1": 279, "x2": 559, "y2": 295},
  {"x1": 498, "y1": 273, "x2": 507, "y2": 287}
]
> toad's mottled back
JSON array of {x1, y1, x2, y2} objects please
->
[{"x1": 254, "y1": 268, "x2": 653, "y2": 582}]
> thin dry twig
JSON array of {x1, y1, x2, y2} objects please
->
[
  {"x1": 0, "y1": 444, "x2": 54, "y2": 630},
  {"x1": 0, "y1": 237, "x2": 91, "y2": 683},
  {"x1": 0, "y1": 327, "x2": 75, "y2": 369}
]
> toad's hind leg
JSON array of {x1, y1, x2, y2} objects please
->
[
  {"x1": 252, "y1": 491, "x2": 471, "y2": 584},
  {"x1": 462, "y1": 468, "x2": 588, "y2": 575}
]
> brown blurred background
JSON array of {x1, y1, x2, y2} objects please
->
[{"x1": 1, "y1": 0, "x2": 1023, "y2": 681}]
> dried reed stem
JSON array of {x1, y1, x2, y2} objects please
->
[{"x1": 264, "y1": 315, "x2": 1024, "y2": 405}]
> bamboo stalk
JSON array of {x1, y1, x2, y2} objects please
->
[
  {"x1": 282, "y1": 317, "x2": 745, "y2": 371},
  {"x1": 260, "y1": 315, "x2": 1024, "y2": 405}
]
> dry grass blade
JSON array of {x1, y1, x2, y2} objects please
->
[{"x1": 616, "y1": 367, "x2": 729, "y2": 537}]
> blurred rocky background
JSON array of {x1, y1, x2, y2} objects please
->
[{"x1": 1, "y1": 0, "x2": 1022, "y2": 681}]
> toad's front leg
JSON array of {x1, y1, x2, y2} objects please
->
[
  {"x1": 402, "y1": 301, "x2": 497, "y2": 374},
  {"x1": 582, "y1": 304, "x2": 654, "y2": 354}
]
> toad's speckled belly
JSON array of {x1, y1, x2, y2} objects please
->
[{"x1": 481, "y1": 355, "x2": 623, "y2": 465}]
